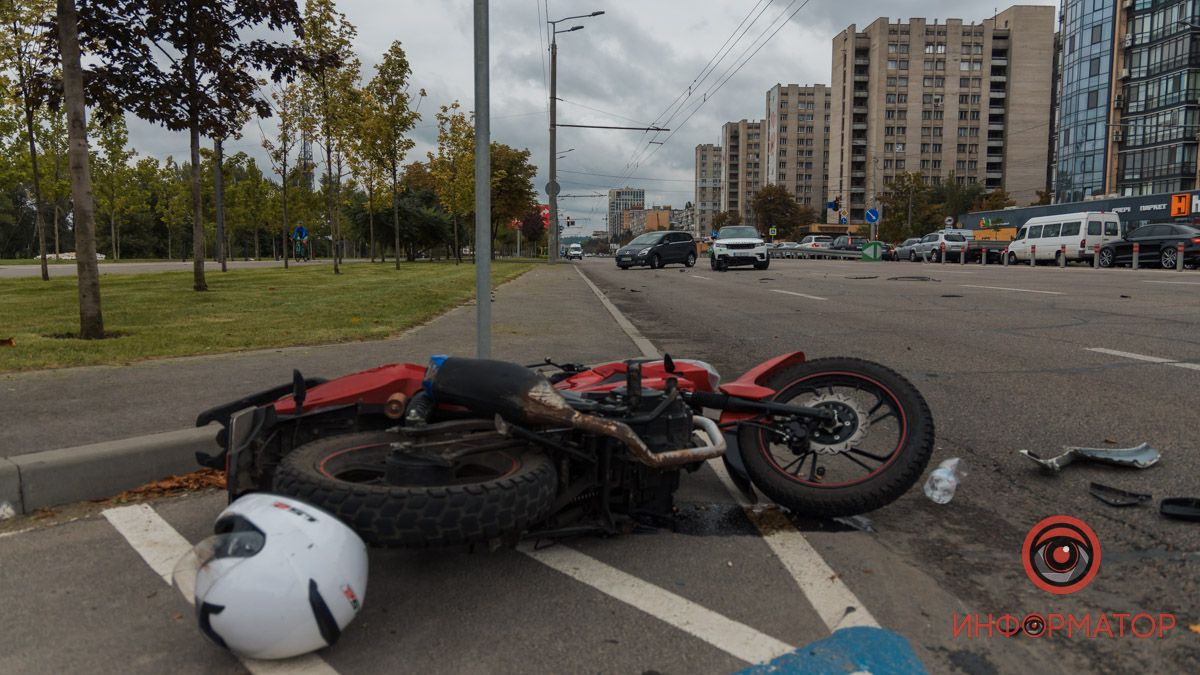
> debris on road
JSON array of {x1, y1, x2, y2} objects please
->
[
  {"x1": 887, "y1": 276, "x2": 941, "y2": 282},
  {"x1": 832, "y1": 515, "x2": 876, "y2": 533},
  {"x1": 102, "y1": 469, "x2": 226, "y2": 504},
  {"x1": 846, "y1": 276, "x2": 878, "y2": 280},
  {"x1": 0, "y1": 501, "x2": 14, "y2": 520},
  {"x1": 1019, "y1": 443, "x2": 1161, "y2": 472},
  {"x1": 940, "y1": 294, "x2": 963, "y2": 298},
  {"x1": 1088, "y1": 482, "x2": 1152, "y2": 507},
  {"x1": 923, "y1": 458, "x2": 964, "y2": 504},
  {"x1": 1160, "y1": 498, "x2": 1200, "y2": 522}
]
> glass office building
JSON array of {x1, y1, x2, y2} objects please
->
[{"x1": 1055, "y1": 0, "x2": 1117, "y2": 203}]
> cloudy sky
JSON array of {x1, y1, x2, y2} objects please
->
[{"x1": 127, "y1": 0, "x2": 1059, "y2": 237}]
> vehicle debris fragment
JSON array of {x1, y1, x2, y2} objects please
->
[
  {"x1": 1160, "y1": 498, "x2": 1200, "y2": 522},
  {"x1": 1019, "y1": 443, "x2": 1161, "y2": 471},
  {"x1": 887, "y1": 276, "x2": 941, "y2": 282},
  {"x1": 1088, "y1": 482, "x2": 1152, "y2": 507}
]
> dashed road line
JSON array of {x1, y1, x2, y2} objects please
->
[
  {"x1": 770, "y1": 289, "x2": 829, "y2": 301},
  {"x1": 1086, "y1": 347, "x2": 1200, "y2": 371},
  {"x1": 522, "y1": 544, "x2": 793, "y2": 665},
  {"x1": 104, "y1": 504, "x2": 340, "y2": 675},
  {"x1": 960, "y1": 284, "x2": 1063, "y2": 295},
  {"x1": 690, "y1": 274, "x2": 712, "y2": 280}
]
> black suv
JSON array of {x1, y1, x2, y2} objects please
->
[{"x1": 616, "y1": 231, "x2": 697, "y2": 269}]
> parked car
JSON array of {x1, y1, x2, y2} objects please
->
[
  {"x1": 773, "y1": 241, "x2": 803, "y2": 258},
  {"x1": 879, "y1": 241, "x2": 899, "y2": 261},
  {"x1": 615, "y1": 231, "x2": 697, "y2": 269},
  {"x1": 894, "y1": 237, "x2": 922, "y2": 261},
  {"x1": 1007, "y1": 212, "x2": 1124, "y2": 265},
  {"x1": 710, "y1": 225, "x2": 769, "y2": 270},
  {"x1": 911, "y1": 231, "x2": 969, "y2": 262},
  {"x1": 829, "y1": 235, "x2": 868, "y2": 252},
  {"x1": 798, "y1": 235, "x2": 833, "y2": 249},
  {"x1": 1099, "y1": 223, "x2": 1200, "y2": 269}
]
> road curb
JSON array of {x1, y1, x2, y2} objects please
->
[{"x1": 3, "y1": 426, "x2": 217, "y2": 515}]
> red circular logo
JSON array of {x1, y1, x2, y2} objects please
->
[{"x1": 1022, "y1": 515, "x2": 1101, "y2": 594}]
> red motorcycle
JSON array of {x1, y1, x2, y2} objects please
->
[{"x1": 196, "y1": 352, "x2": 933, "y2": 547}]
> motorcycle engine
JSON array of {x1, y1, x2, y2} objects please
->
[{"x1": 624, "y1": 389, "x2": 694, "y2": 454}]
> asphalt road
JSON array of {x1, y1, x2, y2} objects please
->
[{"x1": 1, "y1": 258, "x2": 1197, "y2": 674}]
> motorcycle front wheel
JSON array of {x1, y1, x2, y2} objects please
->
[
  {"x1": 273, "y1": 430, "x2": 557, "y2": 547},
  {"x1": 738, "y1": 358, "x2": 934, "y2": 517}
]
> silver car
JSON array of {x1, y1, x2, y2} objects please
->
[{"x1": 894, "y1": 237, "x2": 922, "y2": 261}]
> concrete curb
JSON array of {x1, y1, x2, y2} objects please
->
[{"x1": 1, "y1": 426, "x2": 217, "y2": 516}]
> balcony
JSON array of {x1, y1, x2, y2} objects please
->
[
  {"x1": 852, "y1": 123, "x2": 868, "y2": 130},
  {"x1": 992, "y1": 57, "x2": 1008, "y2": 66},
  {"x1": 851, "y1": 171, "x2": 866, "y2": 178},
  {"x1": 990, "y1": 75, "x2": 1007, "y2": 83},
  {"x1": 988, "y1": 123, "x2": 1005, "y2": 131},
  {"x1": 987, "y1": 138, "x2": 1004, "y2": 147},
  {"x1": 853, "y1": 89, "x2": 869, "y2": 98},
  {"x1": 852, "y1": 138, "x2": 868, "y2": 146},
  {"x1": 850, "y1": 186, "x2": 866, "y2": 193},
  {"x1": 854, "y1": 75, "x2": 870, "y2": 82},
  {"x1": 853, "y1": 106, "x2": 868, "y2": 114},
  {"x1": 855, "y1": 57, "x2": 871, "y2": 66},
  {"x1": 851, "y1": 153, "x2": 867, "y2": 161}
]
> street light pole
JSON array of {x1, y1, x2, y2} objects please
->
[
  {"x1": 547, "y1": 11, "x2": 604, "y2": 264},
  {"x1": 474, "y1": 0, "x2": 491, "y2": 357}
]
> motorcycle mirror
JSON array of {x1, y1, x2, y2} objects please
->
[
  {"x1": 292, "y1": 369, "x2": 307, "y2": 413},
  {"x1": 663, "y1": 353, "x2": 676, "y2": 373}
]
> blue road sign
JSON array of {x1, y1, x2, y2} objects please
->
[
  {"x1": 865, "y1": 208, "x2": 879, "y2": 223},
  {"x1": 839, "y1": 217, "x2": 848, "y2": 225}
]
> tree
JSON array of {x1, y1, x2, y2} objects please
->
[
  {"x1": 3, "y1": 0, "x2": 54, "y2": 279},
  {"x1": 361, "y1": 41, "x2": 420, "y2": 270},
  {"x1": 56, "y1": 0, "x2": 101, "y2": 337},
  {"x1": 711, "y1": 210, "x2": 742, "y2": 228},
  {"x1": 95, "y1": 0, "x2": 304, "y2": 290},
  {"x1": 262, "y1": 81, "x2": 303, "y2": 269},
  {"x1": 428, "y1": 101, "x2": 473, "y2": 264},
  {"x1": 928, "y1": 173, "x2": 984, "y2": 225},
  {"x1": 37, "y1": 107, "x2": 69, "y2": 256},
  {"x1": 300, "y1": 0, "x2": 358, "y2": 275},
  {"x1": 488, "y1": 143, "x2": 537, "y2": 259},
  {"x1": 877, "y1": 172, "x2": 931, "y2": 243},
  {"x1": 92, "y1": 114, "x2": 134, "y2": 260},
  {"x1": 976, "y1": 187, "x2": 1016, "y2": 212},
  {"x1": 1031, "y1": 189, "x2": 1052, "y2": 206},
  {"x1": 518, "y1": 207, "x2": 545, "y2": 246},
  {"x1": 751, "y1": 184, "x2": 799, "y2": 240}
]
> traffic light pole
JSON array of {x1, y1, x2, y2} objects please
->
[{"x1": 548, "y1": 38, "x2": 559, "y2": 264}]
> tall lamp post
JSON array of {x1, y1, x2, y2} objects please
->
[{"x1": 548, "y1": 10, "x2": 604, "y2": 264}]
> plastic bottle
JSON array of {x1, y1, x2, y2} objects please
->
[{"x1": 923, "y1": 458, "x2": 964, "y2": 505}]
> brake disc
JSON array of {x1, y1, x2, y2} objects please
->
[{"x1": 795, "y1": 392, "x2": 869, "y2": 455}]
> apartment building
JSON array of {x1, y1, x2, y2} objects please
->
[
  {"x1": 720, "y1": 120, "x2": 763, "y2": 228},
  {"x1": 828, "y1": 6, "x2": 1056, "y2": 222},
  {"x1": 694, "y1": 144, "x2": 722, "y2": 234},
  {"x1": 607, "y1": 187, "x2": 645, "y2": 236},
  {"x1": 764, "y1": 84, "x2": 831, "y2": 211}
]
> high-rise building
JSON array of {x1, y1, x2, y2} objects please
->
[
  {"x1": 694, "y1": 144, "x2": 722, "y2": 235},
  {"x1": 828, "y1": 6, "x2": 1056, "y2": 222},
  {"x1": 607, "y1": 187, "x2": 644, "y2": 236},
  {"x1": 764, "y1": 84, "x2": 831, "y2": 212},
  {"x1": 1056, "y1": 0, "x2": 1118, "y2": 202},
  {"x1": 721, "y1": 120, "x2": 763, "y2": 227}
]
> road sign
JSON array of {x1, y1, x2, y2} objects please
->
[
  {"x1": 839, "y1": 217, "x2": 848, "y2": 225},
  {"x1": 944, "y1": 216, "x2": 954, "y2": 226},
  {"x1": 768, "y1": 227, "x2": 778, "y2": 236},
  {"x1": 865, "y1": 208, "x2": 879, "y2": 223},
  {"x1": 839, "y1": 209, "x2": 848, "y2": 217},
  {"x1": 545, "y1": 181, "x2": 560, "y2": 197},
  {"x1": 861, "y1": 240, "x2": 884, "y2": 262}
]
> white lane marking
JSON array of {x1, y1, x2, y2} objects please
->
[
  {"x1": 576, "y1": 268, "x2": 882, "y2": 639},
  {"x1": 576, "y1": 267, "x2": 658, "y2": 358},
  {"x1": 960, "y1": 284, "x2": 1063, "y2": 295},
  {"x1": 1142, "y1": 280, "x2": 1200, "y2": 286},
  {"x1": 1086, "y1": 347, "x2": 1200, "y2": 371},
  {"x1": 104, "y1": 504, "x2": 340, "y2": 675},
  {"x1": 708, "y1": 460, "x2": 879, "y2": 632},
  {"x1": 522, "y1": 544, "x2": 792, "y2": 665},
  {"x1": 690, "y1": 274, "x2": 712, "y2": 280},
  {"x1": 770, "y1": 289, "x2": 828, "y2": 301},
  {"x1": 0, "y1": 528, "x2": 34, "y2": 539}
]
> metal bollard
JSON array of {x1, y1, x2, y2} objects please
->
[
  {"x1": 1093, "y1": 244, "x2": 1100, "y2": 269},
  {"x1": 980, "y1": 244, "x2": 986, "y2": 265},
  {"x1": 940, "y1": 242, "x2": 946, "y2": 264},
  {"x1": 1059, "y1": 244, "x2": 1067, "y2": 268},
  {"x1": 922, "y1": 249, "x2": 929, "y2": 263},
  {"x1": 960, "y1": 242, "x2": 967, "y2": 265},
  {"x1": 1030, "y1": 245, "x2": 1036, "y2": 267},
  {"x1": 1003, "y1": 247, "x2": 1009, "y2": 266},
  {"x1": 1133, "y1": 242, "x2": 1140, "y2": 270},
  {"x1": 1178, "y1": 241, "x2": 1186, "y2": 272}
]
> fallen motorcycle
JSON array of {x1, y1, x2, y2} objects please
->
[{"x1": 195, "y1": 352, "x2": 934, "y2": 547}]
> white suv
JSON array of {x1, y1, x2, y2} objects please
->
[{"x1": 711, "y1": 226, "x2": 769, "y2": 271}]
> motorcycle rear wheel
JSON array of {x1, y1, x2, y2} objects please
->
[
  {"x1": 737, "y1": 357, "x2": 934, "y2": 517},
  {"x1": 273, "y1": 430, "x2": 557, "y2": 547}
]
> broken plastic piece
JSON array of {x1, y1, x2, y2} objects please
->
[
  {"x1": 1088, "y1": 482, "x2": 1152, "y2": 507},
  {"x1": 1019, "y1": 443, "x2": 1161, "y2": 472},
  {"x1": 1160, "y1": 498, "x2": 1200, "y2": 522}
]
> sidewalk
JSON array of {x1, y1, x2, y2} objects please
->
[{"x1": 0, "y1": 264, "x2": 636, "y2": 512}]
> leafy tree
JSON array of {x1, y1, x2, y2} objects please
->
[
  {"x1": 262, "y1": 81, "x2": 303, "y2": 269},
  {"x1": 518, "y1": 207, "x2": 545, "y2": 247},
  {"x1": 92, "y1": 114, "x2": 134, "y2": 260},
  {"x1": 1031, "y1": 189, "x2": 1052, "y2": 206},
  {"x1": 928, "y1": 173, "x2": 984, "y2": 225},
  {"x1": 488, "y1": 143, "x2": 537, "y2": 260},
  {"x1": 976, "y1": 187, "x2": 1016, "y2": 211},
  {"x1": 37, "y1": 107, "x2": 70, "y2": 256},
  {"x1": 2, "y1": 0, "x2": 54, "y2": 279},
  {"x1": 711, "y1": 210, "x2": 741, "y2": 228},
  {"x1": 877, "y1": 172, "x2": 932, "y2": 243},
  {"x1": 56, "y1": 0, "x2": 102, "y2": 337},
  {"x1": 361, "y1": 41, "x2": 421, "y2": 270},
  {"x1": 300, "y1": 0, "x2": 358, "y2": 274},
  {"x1": 428, "y1": 101, "x2": 473, "y2": 263},
  {"x1": 751, "y1": 184, "x2": 799, "y2": 240}
]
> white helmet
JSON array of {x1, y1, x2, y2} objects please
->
[{"x1": 174, "y1": 493, "x2": 369, "y2": 660}]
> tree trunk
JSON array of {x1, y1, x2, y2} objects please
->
[
  {"x1": 189, "y1": 121, "x2": 206, "y2": 290},
  {"x1": 214, "y1": 137, "x2": 227, "y2": 272},
  {"x1": 19, "y1": 86, "x2": 48, "y2": 280},
  {"x1": 324, "y1": 130, "x2": 339, "y2": 275},
  {"x1": 110, "y1": 211, "x2": 117, "y2": 261},
  {"x1": 57, "y1": 0, "x2": 103, "y2": 338},
  {"x1": 367, "y1": 182, "x2": 375, "y2": 262},
  {"x1": 254, "y1": 227, "x2": 260, "y2": 260},
  {"x1": 392, "y1": 172, "x2": 400, "y2": 271},
  {"x1": 281, "y1": 153, "x2": 289, "y2": 269},
  {"x1": 53, "y1": 205, "x2": 60, "y2": 256},
  {"x1": 452, "y1": 215, "x2": 460, "y2": 265}
]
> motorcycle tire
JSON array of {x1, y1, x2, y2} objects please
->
[
  {"x1": 273, "y1": 430, "x2": 557, "y2": 547},
  {"x1": 737, "y1": 357, "x2": 934, "y2": 517}
]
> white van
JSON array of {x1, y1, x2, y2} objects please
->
[
  {"x1": 1006, "y1": 212, "x2": 1123, "y2": 264},
  {"x1": 566, "y1": 243, "x2": 583, "y2": 260}
]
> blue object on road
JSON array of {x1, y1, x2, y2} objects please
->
[
  {"x1": 865, "y1": 208, "x2": 879, "y2": 223},
  {"x1": 735, "y1": 627, "x2": 926, "y2": 675}
]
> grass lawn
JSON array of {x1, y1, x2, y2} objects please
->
[{"x1": 0, "y1": 261, "x2": 535, "y2": 372}]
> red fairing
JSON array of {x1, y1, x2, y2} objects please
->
[
  {"x1": 555, "y1": 359, "x2": 718, "y2": 394},
  {"x1": 717, "y1": 351, "x2": 806, "y2": 423},
  {"x1": 274, "y1": 363, "x2": 426, "y2": 415}
]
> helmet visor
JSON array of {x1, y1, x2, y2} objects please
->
[{"x1": 172, "y1": 527, "x2": 266, "y2": 598}]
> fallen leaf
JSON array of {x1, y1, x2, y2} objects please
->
[
  {"x1": 0, "y1": 337, "x2": 14, "y2": 347},
  {"x1": 1190, "y1": 624, "x2": 1200, "y2": 635},
  {"x1": 173, "y1": 612, "x2": 184, "y2": 622},
  {"x1": 1104, "y1": 438, "x2": 1118, "y2": 445},
  {"x1": 104, "y1": 469, "x2": 226, "y2": 504}
]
